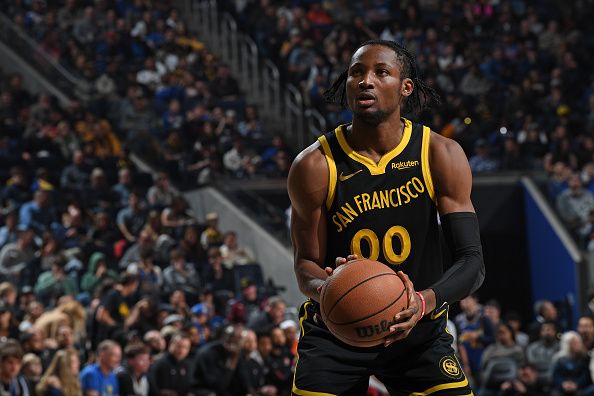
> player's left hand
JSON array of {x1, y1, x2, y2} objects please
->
[{"x1": 383, "y1": 271, "x2": 423, "y2": 346}]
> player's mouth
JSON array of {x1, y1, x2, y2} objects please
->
[{"x1": 355, "y1": 92, "x2": 376, "y2": 107}]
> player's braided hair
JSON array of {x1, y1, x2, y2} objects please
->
[{"x1": 323, "y1": 40, "x2": 441, "y2": 116}]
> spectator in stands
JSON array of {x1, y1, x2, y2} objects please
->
[
  {"x1": 241, "y1": 328, "x2": 277, "y2": 396},
  {"x1": 0, "y1": 301, "x2": 18, "y2": 339},
  {"x1": 127, "y1": 248, "x2": 163, "y2": 294},
  {"x1": 36, "y1": 348, "x2": 81, "y2": 396},
  {"x1": 60, "y1": 150, "x2": 89, "y2": 193},
  {"x1": 143, "y1": 330, "x2": 166, "y2": 360},
  {"x1": 149, "y1": 332, "x2": 193, "y2": 396},
  {"x1": 0, "y1": 283, "x2": 17, "y2": 311},
  {"x1": 163, "y1": 248, "x2": 201, "y2": 297},
  {"x1": 85, "y1": 168, "x2": 116, "y2": 211},
  {"x1": 147, "y1": 172, "x2": 174, "y2": 209},
  {"x1": 220, "y1": 231, "x2": 255, "y2": 268},
  {"x1": 20, "y1": 352, "x2": 41, "y2": 389},
  {"x1": 551, "y1": 331, "x2": 592, "y2": 396},
  {"x1": 557, "y1": 174, "x2": 594, "y2": 239},
  {"x1": 0, "y1": 207, "x2": 18, "y2": 250},
  {"x1": 528, "y1": 300, "x2": 565, "y2": 342},
  {"x1": 238, "y1": 105, "x2": 264, "y2": 140},
  {"x1": 577, "y1": 316, "x2": 594, "y2": 351},
  {"x1": 193, "y1": 324, "x2": 250, "y2": 395},
  {"x1": 178, "y1": 225, "x2": 206, "y2": 269},
  {"x1": 200, "y1": 212, "x2": 223, "y2": 249},
  {"x1": 0, "y1": 339, "x2": 33, "y2": 395},
  {"x1": 269, "y1": 326, "x2": 293, "y2": 394},
  {"x1": 480, "y1": 322, "x2": 525, "y2": 372},
  {"x1": 116, "y1": 191, "x2": 147, "y2": 243},
  {"x1": 118, "y1": 228, "x2": 155, "y2": 269},
  {"x1": 526, "y1": 321, "x2": 560, "y2": 384},
  {"x1": 210, "y1": 64, "x2": 241, "y2": 105},
  {"x1": 504, "y1": 311, "x2": 530, "y2": 348},
  {"x1": 80, "y1": 340, "x2": 121, "y2": 396},
  {"x1": 80, "y1": 252, "x2": 119, "y2": 297},
  {"x1": 499, "y1": 363, "x2": 548, "y2": 396},
  {"x1": 469, "y1": 139, "x2": 498, "y2": 173},
  {"x1": 160, "y1": 196, "x2": 196, "y2": 236},
  {"x1": 116, "y1": 343, "x2": 155, "y2": 396},
  {"x1": 0, "y1": 225, "x2": 36, "y2": 285},
  {"x1": 18, "y1": 190, "x2": 57, "y2": 235},
  {"x1": 248, "y1": 296, "x2": 286, "y2": 334},
  {"x1": 223, "y1": 136, "x2": 258, "y2": 179},
  {"x1": 484, "y1": 299, "x2": 502, "y2": 328},
  {"x1": 2, "y1": 168, "x2": 30, "y2": 209},
  {"x1": 112, "y1": 168, "x2": 133, "y2": 208},
  {"x1": 203, "y1": 247, "x2": 234, "y2": 294},
  {"x1": 456, "y1": 294, "x2": 495, "y2": 383},
  {"x1": 34, "y1": 255, "x2": 78, "y2": 307},
  {"x1": 227, "y1": 278, "x2": 264, "y2": 325},
  {"x1": 95, "y1": 273, "x2": 141, "y2": 342},
  {"x1": 55, "y1": 324, "x2": 76, "y2": 351}
]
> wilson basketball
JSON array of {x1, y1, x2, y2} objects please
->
[{"x1": 319, "y1": 259, "x2": 408, "y2": 347}]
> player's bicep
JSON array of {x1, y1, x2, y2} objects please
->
[
  {"x1": 287, "y1": 146, "x2": 329, "y2": 267},
  {"x1": 430, "y1": 135, "x2": 474, "y2": 215}
]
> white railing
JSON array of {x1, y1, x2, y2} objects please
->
[
  {"x1": 0, "y1": 12, "x2": 92, "y2": 102},
  {"x1": 179, "y1": 0, "x2": 326, "y2": 149}
]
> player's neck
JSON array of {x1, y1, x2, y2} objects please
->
[{"x1": 349, "y1": 112, "x2": 404, "y2": 156}]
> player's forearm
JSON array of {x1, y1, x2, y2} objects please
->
[
  {"x1": 295, "y1": 259, "x2": 328, "y2": 302},
  {"x1": 430, "y1": 212, "x2": 485, "y2": 307}
]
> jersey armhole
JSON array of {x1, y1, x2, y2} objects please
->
[
  {"x1": 318, "y1": 135, "x2": 337, "y2": 210},
  {"x1": 421, "y1": 126, "x2": 436, "y2": 203}
]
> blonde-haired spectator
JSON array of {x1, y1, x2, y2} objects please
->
[{"x1": 36, "y1": 348, "x2": 82, "y2": 396}]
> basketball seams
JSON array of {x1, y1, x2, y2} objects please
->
[
  {"x1": 323, "y1": 272, "x2": 399, "y2": 319},
  {"x1": 327, "y1": 286, "x2": 406, "y2": 326}
]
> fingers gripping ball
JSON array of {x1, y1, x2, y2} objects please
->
[{"x1": 320, "y1": 259, "x2": 408, "y2": 347}]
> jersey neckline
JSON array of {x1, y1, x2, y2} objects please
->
[{"x1": 335, "y1": 118, "x2": 413, "y2": 175}]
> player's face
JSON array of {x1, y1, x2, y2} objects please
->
[{"x1": 346, "y1": 45, "x2": 412, "y2": 125}]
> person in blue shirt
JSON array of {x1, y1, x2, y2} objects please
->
[{"x1": 80, "y1": 340, "x2": 121, "y2": 396}]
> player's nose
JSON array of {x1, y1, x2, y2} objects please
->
[{"x1": 358, "y1": 73, "x2": 374, "y2": 89}]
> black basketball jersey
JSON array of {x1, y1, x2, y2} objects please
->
[{"x1": 319, "y1": 118, "x2": 443, "y2": 291}]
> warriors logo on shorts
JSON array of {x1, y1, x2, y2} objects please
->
[{"x1": 439, "y1": 356, "x2": 463, "y2": 379}]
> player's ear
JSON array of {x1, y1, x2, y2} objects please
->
[{"x1": 401, "y1": 78, "x2": 413, "y2": 98}]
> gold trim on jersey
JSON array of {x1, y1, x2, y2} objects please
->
[
  {"x1": 292, "y1": 302, "x2": 338, "y2": 396},
  {"x1": 430, "y1": 302, "x2": 448, "y2": 320},
  {"x1": 409, "y1": 377, "x2": 469, "y2": 396},
  {"x1": 335, "y1": 118, "x2": 413, "y2": 175},
  {"x1": 318, "y1": 135, "x2": 337, "y2": 210},
  {"x1": 421, "y1": 126, "x2": 436, "y2": 203}
]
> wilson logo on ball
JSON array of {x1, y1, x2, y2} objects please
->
[{"x1": 355, "y1": 318, "x2": 397, "y2": 338}]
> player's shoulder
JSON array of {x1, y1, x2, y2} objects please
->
[
  {"x1": 427, "y1": 130, "x2": 467, "y2": 165},
  {"x1": 289, "y1": 140, "x2": 328, "y2": 180}
]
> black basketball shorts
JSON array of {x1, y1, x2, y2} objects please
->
[{"x1": 292, "y1": 301, "x2": 473, "y2": 396}]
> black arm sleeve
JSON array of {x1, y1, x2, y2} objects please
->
[{"x1": 430, "y1": 212, "x2": 485, "y2": 307}]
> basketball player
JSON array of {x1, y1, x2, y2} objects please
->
[{"x1": 288, "y1": 40, "x2": 485, "y2": 395}]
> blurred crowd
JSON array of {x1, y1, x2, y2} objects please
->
[
  {"x1": 228, "y1": 0, "x2": 593, "y2": 173},
  {"x1": 0, "y1": 68, "x2": 298, "y2": 395},
  {"x1": 453, "y1": 293, "x2": 594, "y2": 396},
  {"x1": 1, "y1": 0, "x2": 293, "y2": 188}
]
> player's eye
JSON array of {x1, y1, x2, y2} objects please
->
[{"x1": 376, "y1": 69, "x2": 389, "y2": 76}]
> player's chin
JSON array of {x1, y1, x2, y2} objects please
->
[{"x1": 353, "y1": 108, "x2": 389, "y2": 125}]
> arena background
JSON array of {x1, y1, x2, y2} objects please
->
[{"x1": 0, "y1": 0, "x2": 593, "y2": 395}]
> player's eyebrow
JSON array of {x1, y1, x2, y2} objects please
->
[{"x1": 349, "y1": 62, "x2": 393, "y2": 68}]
